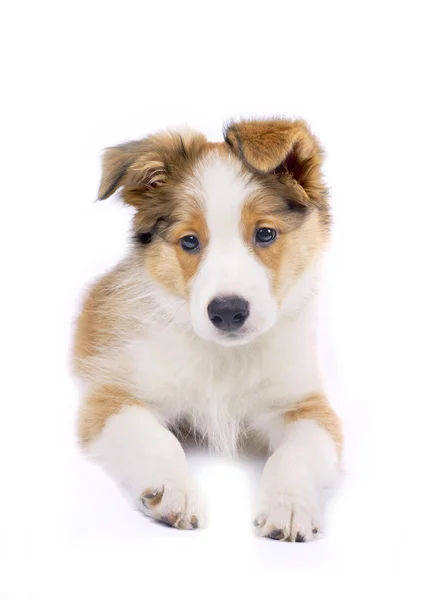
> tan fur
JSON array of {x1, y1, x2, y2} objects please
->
[
  {"x1": 144, "y1": 237, "x2": 188, "y2": 297},
  {"x1": 78, "y1": 384, "x2": 143, "y2": 446},
  {"x1": 144, "y1": 193, "x2": 210, "y2": 296},
  {"x1": 275, "y1": 211, "x2": 327, "y2": 299},
  {"x1": 75, "y1": 118, "x2": 334, "y2": 447},
  {"x1": 98, "y1": 129, "x2": 208, "y2": 202},
  {"x1": 97, "y1": 130, "x2": 218, "y2": 297},
  {"x1": 172, "y1": 205, "x2": 210, "y2": 290},
  {"x1": 94, "y1": 119, "x2": 329, "y2": 305},
  {"x1": 73, "y1": 263, "x2": 131, "y2": 364},
  {"x1": 240, "y1": 200, "x2": 327, "y2": 300},
  {"x1": 285, "y1": 393, "x2": 343, "y2": 454},
  {"x1": 224, "y1": 118, "x2": 327, "y2": 209},
  {"x1": 72, "y1": 257, "x2": 151, "y2": 391},
  {"x1": 227, "y1": 118, "x2": 330, "y2": 300},
  {"x1": 75, "y1": 118, "x2": 330, "y2": 372}
]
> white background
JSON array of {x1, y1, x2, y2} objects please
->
[{"x1": 1, "y1": 1, "x2": 427, "y2": 598}]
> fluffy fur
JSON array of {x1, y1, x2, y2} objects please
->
[{"x1": 73, "y1": 117, "x2": 342, "y2": 541}]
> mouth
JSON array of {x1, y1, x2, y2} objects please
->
[{"x1": 215, "y1": 328, "x2": 256, "y2": 346}]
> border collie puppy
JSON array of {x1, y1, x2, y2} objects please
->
[{"x1": 73, "y1": 117, "x2": 342, "y2": 541}]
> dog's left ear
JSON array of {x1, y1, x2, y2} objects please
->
[{"x1": 224, "y1": 118, "x2": 326, "y2": 205}]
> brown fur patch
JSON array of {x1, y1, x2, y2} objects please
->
[
  {"x1": 226, "y1": 118, "x2": 330, "y2": 301},
  {"x1": 224, "y1": 118, "x2": 328, "y2": 210},
  {"x1": 240, "y1": 190, "x2": 290, "y2": 294},
  {"x1": 78, "y1": 384, "x2": 143, "y2": 446},
  {"x1": 143, "y1": 190, "x2": 209, "y2": 296},
  {"x1": 97, "y1": 130, "x2": 217, "y2": 297},
  {"x1": 72, "y1": 258, "x2": 152, "y2": 392},
  {"x1": 75, "y1": 118, "x2": 332, "y2": 384},
  {"x1": 98, "y1": 129, "x2": 208, "y2": 202},
  {"x1": 284, "y1": 393, "x2": 343, "y2": 455},
  {"x1": 143, "y1": 237, "x2": 187, "y2": 297},
  {"x1": 240, "y1": 187, "x2": 327, "y2": 298},
  {"x1": 73, "y1": 264, "x2": 129, "y2": 365},
  {"x1": 96, "y1": 119, "x2": 329, "y2": 303}
]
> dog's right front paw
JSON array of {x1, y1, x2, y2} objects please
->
[{"x1": 139, "y1": 483, "x2": 206, "y2": 530}]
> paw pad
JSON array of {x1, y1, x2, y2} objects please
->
[
  {"x1": 267, "y1": 529, "x2": 284, "y2": 540},
  {"x1": 160, "y1": 512, "x2": 180, "y2": 527}
]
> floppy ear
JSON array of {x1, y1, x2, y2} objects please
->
[
  {"x1": 98, "y1": 130, "x2": 207, "y2": 201},
  {"x1": 224, "y1": 118, "x2": 326, "y2": 205},
  {"x1": 98, "y1": 140, "x2": 161, "y2": 200}
]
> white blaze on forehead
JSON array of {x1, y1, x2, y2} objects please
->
[
  {"x1": 185, "y1": 151, "x2": 278, "y2": 343},
  {"x1": 189, "y1": 152, "x2": 259, "y2": 242}
]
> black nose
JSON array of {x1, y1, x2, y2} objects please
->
[{"x1": 207, "y1": 296, "x2": 250, "y2": 332}]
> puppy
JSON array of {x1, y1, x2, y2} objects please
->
[{"x1": 73, "y1": 117, "x2": 342, "y2": 541}]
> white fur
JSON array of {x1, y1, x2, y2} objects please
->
[
  {"x1": 188, "y1": 155, "x2": 278, "y2": 345},
  {"x1": 88, "y1": 405, "x2": 206, "y2": 527},
  {"x1": 123, "y1": 275, "x2": 322, "y2": 455},
  {"x1": 254, "y1": 420, "x2": 338, "y2": 540},
  {"x1": 82, "y1": 150, "x2": 339, "y2": 536}
]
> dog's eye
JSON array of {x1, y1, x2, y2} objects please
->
[
  {"x1": 180, "y1": 235, "x2": 200, "y2": 252},
  {"x1": 255, "y1": 228, "x2": 277, "y2": 246}
]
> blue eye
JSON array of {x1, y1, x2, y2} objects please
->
[
  {"x1": 255, "y1": 228, "x2": 277, "y2": 245},
  {"x1": 180, "y1": 235, "x2": 200, "y2": 252}
]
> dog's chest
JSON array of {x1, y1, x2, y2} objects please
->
[
  {"x1": 128, "y1": 329, "x2": 267, "y2": 408},
  {"x1": 126, "y1": 329, "x2": 279, "y2": 452},
  {"x1": 126, "y1": 318, "x2": 318, "y2": 433}
]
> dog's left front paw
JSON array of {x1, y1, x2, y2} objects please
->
[{"x1": 254, "y1": 492, "x2": 320, "y2": 542}]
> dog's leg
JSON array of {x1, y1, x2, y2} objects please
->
[
  {"x1": 254, "y1": 393, "x2": 342, "y2": 542},
  {"x1": 78, "y1": 384, "x2": 205, "y2": 529}
]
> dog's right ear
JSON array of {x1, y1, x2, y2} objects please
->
[{"x1": 98, "y1": 130, "x2": 207, "y2": 201}]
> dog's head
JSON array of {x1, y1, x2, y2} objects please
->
[{"x1": 98, "y1": 119, "x2": 330, "y2": 346}]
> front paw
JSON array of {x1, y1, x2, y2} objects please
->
[
  {"x1": 254, "y1": 491, "x2": 320, "y2": 542},
  {"x1": 139, "y1": 483, "x2": 206, "y2": 530}
]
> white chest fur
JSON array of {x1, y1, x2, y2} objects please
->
[{"x1": 124, "y1": 294, "x2": 321, "y2": 453}]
